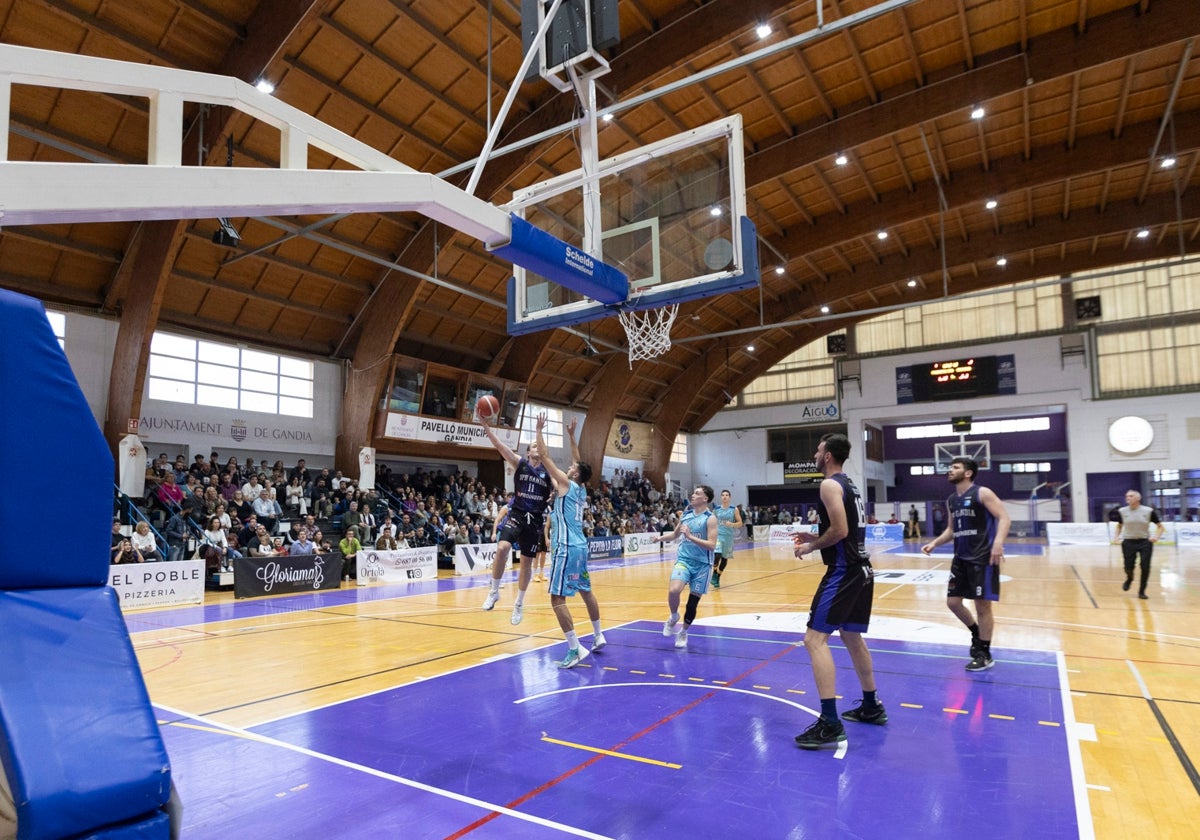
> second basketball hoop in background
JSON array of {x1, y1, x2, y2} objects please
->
[{"x1": 475, "y1": 394, "x2": 500, "y2": 422}]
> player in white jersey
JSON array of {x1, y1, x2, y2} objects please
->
[{"x1": 536, "y1": 413, "x2": 605, "y2": 668}]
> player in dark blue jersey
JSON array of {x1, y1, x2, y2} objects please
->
[
  {"x1": 922, "y1": 457, "x2": 1011, "y2": 672},
  {"x1": 480, "y1": 413, "x2": 553, "y2": 626},
  {"x1": 791, "y1": 433, "x2": 885, "y2": 750}
]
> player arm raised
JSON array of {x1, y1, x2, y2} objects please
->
[
  {"x1": 565, "y1": 416, "x2": 581, "y2": 465},
  {"x1": 978, "y1": 486, "x2": 1011, "y2": 564},
  {"x1": 535, "y1": 411, "x2": 569, "y2": 497},
  {"x1": 479, "y1": 412, "x2": 521, "y2": 469},
  {"x1": 794, "y1": 478, "x2": 846, "y2": 555}
]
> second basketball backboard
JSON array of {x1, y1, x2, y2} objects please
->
[{"x1": 505, "y1": 115, "x2": 759, "y2": 335}]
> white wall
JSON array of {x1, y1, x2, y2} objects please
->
[{"x1": 61, "y1": 308, "x2": 342, "y2": 461}]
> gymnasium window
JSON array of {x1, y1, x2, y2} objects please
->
[
  {"x1": 739, "y1": 340, "x2": 835, "y2": 407},
  {"x1": 896, "y1": 417, "x2": 1051, "y2": 439},
  {"x1": 671, "y1": 433, "x2": 688, "y2": 464},
  {"x1": 45, "y1": 310, "x2": 65, "y2": 350},
  {"x1": 147, "y1": 331, "x2": 314, "y2": 418},
  {"x1": 517, "y1": 403, "x2": 563, "y2": 449},
  {"x1": 1075, "y1": 257, "x2": 1200, "y2": 395},
  {"x1": 998, "y1": 462, "x2": 1052, "y2": 473}
]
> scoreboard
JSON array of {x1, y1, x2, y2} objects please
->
[{"x1": 896, "y1": 354, "x2": 1016, "y2": 404}]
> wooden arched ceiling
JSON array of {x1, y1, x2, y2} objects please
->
[{"x1": 2, "y1": 0, "x2": 1198, "y2": 449}]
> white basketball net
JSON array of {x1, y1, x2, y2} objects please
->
[{"x1": 617, "y1": 304, "x2": 679, "y2": 367}]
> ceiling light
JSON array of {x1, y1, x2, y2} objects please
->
[
  {"x1": 907, "y1": 279, "x2": 918, "y2": 288},
  {"x1": 1136, "y1": 229, "x2": 1150, "y2": 239},
  {"x1": 834, "y1": 153, "x2": 848, "y2": 166},
  {"x1": 1160, "y1": 157, "x2": 1176, "y2": 168},
  {"x1": 996, "y1": 257, "x2": 1007, "y2": 267},
  {"x1": 970, "y1": 106, "x2": 985, "y2": 120},
  {"x1": 774, "y1": 266, "x2": 785, "y2": 275},
  {"x1": 820, "y1": 305, "x2": 830, "y2": 314},
  {"x1": 255, "y1": 79, "x2": 275, "y2": 94},
  {"x1": 876, "y1": 231, "x2": 888, "y2": 240},
  {"x1": 746, "y1": 344, "x2": 755, "y2": 352},
  {"x1": 756, "y1": 23, "x2": 772, "y2": 39},
  {"x1": 710, "y1": 206, "x2": 722, "y2": 216},
  {"x1": 985, "y1": 199, "x2": 998, "y2": 210},
  {"x1": 602, "y1": 113, "x2": 614, "y2": 122}
]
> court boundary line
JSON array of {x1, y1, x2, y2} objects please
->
[
  {"x1": 153, "y1": 702, "x2": 614, "y2": 839},
  {"x1": 1126, "y1": 659, "x2": 1200, "y2": 797},
  {"x1": 1057, "y1": 651, "x2": 1097, "y2": 840}
]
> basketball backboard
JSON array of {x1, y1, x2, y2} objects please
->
[
  {"x1": 505, "y1": 115, "x2": 759, "y2": 336},
  {"x1": 934, "y1": 440, "x2": 992, "y2": 472}
]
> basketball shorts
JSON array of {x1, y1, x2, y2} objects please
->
[
  {"x1": 947, "y1": 557, "x2": 1000, "y2": 601},
  {"x1": 807, "y1": 562, "x2": 874, "y2": 634},
  {"x1": 670, "y1": 558, "x2": 712, "y2": 596},
  {"x1": 716, "y1": 530, "x2": 735, "y2": 557},
  {"x1": 498, "y1": 509, "x2": 546, "y2": 558},
  {"x1": 548, "y1": 543, "x2": 591, "y2": 597}
]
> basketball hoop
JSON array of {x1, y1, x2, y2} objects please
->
[{"x1": 617, "y1": 304, "x2": 679, "y2": 367}]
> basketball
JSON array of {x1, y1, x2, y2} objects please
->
[{"x1": 475, "y1": 394, "x2": 500, "y2": 422}]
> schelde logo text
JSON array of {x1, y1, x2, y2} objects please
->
[{"x1": 565, "y1": 246, "x2": 595, "y2": 276}]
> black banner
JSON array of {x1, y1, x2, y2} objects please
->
[{"x1": 233, "y1": 551, "x2": 343, "y2": 599}]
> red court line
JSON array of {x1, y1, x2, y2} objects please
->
[{"x1": 446, "y1": 633, "x2": 803, "y2": 838}]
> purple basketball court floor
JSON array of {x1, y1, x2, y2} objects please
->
[{"x1": 155, "y1": 611, "x2": 1090, "y2": 838}]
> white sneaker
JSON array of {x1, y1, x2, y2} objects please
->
[
  {"x1": 482, "y1": 590, "x2": 499, "y2": 611},
  {"x1": 558, "y1": 646, "x2": 591, "y2": 669},
  {"x1": 510, "y1": 604, "x2": 523, "y2": 625},
  {"x1": 662, "y1": 616, "x2": 680, "y2": 637},
  {"x1": 674, "y1": 629, "x2": 688, "y2": 649},
  {"x1": 592, "y1": 634, "x2": 607, "y2": 651}
]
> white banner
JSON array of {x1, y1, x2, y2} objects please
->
[
  {"x1": 109, "y1": 559, "x2": 204, "y2": 610},
  {"x1": 118, "y1": 434, "x2": 146, "y2": 499},
  {"x1": 383, "y1": 413, "x2": 519, "y2": 450},
  {"x1": 753, "y1": 525, "x2": 771, "y2": 542},
  {"x1": 769, "y1": 524, "x2": 813, "y2": 544},
  {"x1": 1177, "y1": 524, "x2": 1200, "y2": 547},
  {"x1": 1045, "y1": 522, "x2": 1110, "y2": 545},
  {"x1": 454, "y1": 542, "x2": 500, "y2": 576},
  {"x1": 623, "y1": 531, "x2": 663, "y2": 556},
  {"x1": 358, "y1": 446, "x2": 375, "y2": 491},
  {"x1": 356, "y1": 546, "x2": 437, "y2": 584}
]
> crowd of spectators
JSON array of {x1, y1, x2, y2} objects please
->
[{"x1": 123, "y1": 453, "x2": 694, "y2": 567}]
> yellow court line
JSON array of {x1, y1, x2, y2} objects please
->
[
  {"x1": 687, "y1": 677, "x2": 705, "y2": 682},
  {"x1": 1037, "y1": 721, "x2": 1061, "y2": 727},
  {"x1": 602, "y1": 666, "x2": 619, "y2": 671},
  {"x1": 900, "y1": 703, "x2": 923, "y2": 709},
  {"x1": 658, "y1": 673, "x2": 675, "y2": 678},
  {"x1": 786, "y1": 689, "x2": 807, "y2": 695},
  {"x1": 943, "y1": 708, "x2": 968, "y2": 715},
  {"x1": 989, "y1": 714, "x2": 1016, "y2": 721},
  {"x1": 713, "y1": 680, "x2": 729, "y2": 685},
  {"x1": 752, "y1": 685, "x2": 771, "y2": 690},
  {"x1": 541, "y1": 736, "x2": 682, "y2": 769},
  {"x1": 630, "y1": 670, "x2": 647, "y2": 675}
]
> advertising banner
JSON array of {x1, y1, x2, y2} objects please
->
[
  {"x1": 768, "y1": 524, "x2": 812, "y2": 544},
  {"x1": 622, "y1": 531, "x2": 662, "y2": 556},
  {"x1": 357, "y1": 546, "x2": 438, "y2": 584},
  {"x1": 588, "y1": 536, "x2": 623, "y2": 561},
  {"x1": 1045, "y1": 523, "x2": 1111, "y2": 545},
  {"x1": 382, "y1": 413, "x2": 519, "y2": 450},
  {"x1": 864, "y1": 523, "x2": 905, "y2": 543},
  {"x1": 454, "y1": 542, "x2": 500, "y2": 576},
  {"x1": 233, "y1": 552, "x2": 343, "y2": 599},
  {"x1": 110, "y1": 559, "x2": 204, "y2": 610}
]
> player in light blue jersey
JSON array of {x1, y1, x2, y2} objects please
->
[
  {"x1": 536, "y1": 413, "x2": 605, "y2": 669},
  {"x1": 653, "y1": 485, "x2": 719, "y2": 650},
  {"x1": 711, "y1": 489, "x2": 743, "y2": 589}
]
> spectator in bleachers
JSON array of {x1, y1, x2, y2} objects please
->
[
  {"x1": 342, "y1": 499, "x2": 364, "y2": 540},
  {"x1": 213, "y1": 502, "x2": 231, "y2": 531},
  {"x1": 237, "y1": 515, "x2": 259, "y2": 549},
  {"x1": 156, "y1": 472, "x2": 185, "y2": 511},
  {"x1": 289, "y1": 458, "x2": 311, "y2": 484},
  {"x1": 284, "y1": 476, "x2": 306, "y2": 516},
  {"x1": 131, "y1": 521, "x2": 162, "y2": 562},
  {"x1": 310, "y1": 478, "x2": 333, "y2": 519},
  {"x1": 217, "y1": 472, "x2": 238, "y2": 501},
  {"x1": 202, "y1": 516, "x2": 239, "y2": 571},
  {"x1": 111, "y1": 538, "x2": 144, "y2": 565},
  {"x1": 359, "y1": 504, "x2": 377, "y2": 545},
  {"x1": 228, "y1": 489, "x2": 252, "y2": 522},
  {"x1": 312, "y1": 529, "x2": 332, "y2": 554},
  {"x1": 164, "y1": 510, "x2": 189, "y2": 562},
  {"x1": 252, "y1": 488, "x2": 282, "y2": 533},
  {"x1": 247, "y1": 524, "x2": 279, "y2": 557},
  {"x1": 241, "y1": 473, "x2": 264, "y2": 500},
  {"x1": 339, "y1": 527, "x2": 362, "y2": 580},
  {"x1": 375, "y1": 528, "x2": 399, "y2": 550},
  {"x1": 289, "y1": 528, "x2": 315, "y2": 556},
  {"x1": 111, "y1": 518, "x2": 125, "y2": 547},
  {"x1": 469, "y1": 523, "x2": 484, "y2": 544}
]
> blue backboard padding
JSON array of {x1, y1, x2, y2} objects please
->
[
  {"x1": 0, "y1": 588, "x2": 171, "y2": 839},
  {"x1": 75, "y1": 809, "x2": 171, "y2": 840},
  {"x1": 0, "y1": 290, "x2": 113, "y2": 588},
  {"x1": 490, "y1": 214, "x2": 629, "y2": 304}
]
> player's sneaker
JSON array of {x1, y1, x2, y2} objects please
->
[
  {"x1": 711, "y1": 573, "x2": 721, "y2": 589},
  {"x1": 969, "y1": 637, "x2": 982, "y2": 659},
  {"x1": 663, "y1": 616, "x2": 680, "y2": 637},
  {"x1": 558, "y1": 646, "x2": 590, "y2": 669},
  {"x1": 510, "y1": 604, "x2": 523, "y2": 625},
  {"x1": 841, "y1": 701, "x2": 888, "y2": 725},
  {"x1": 795, "y1": 718, "x2": 847, "y2": 750},
  {"x1": 592, "y1": 634, "x2": 607, "y2": 651},
  {"x1": 965, "y1": 653, "x2": 995, "y2": 672},
  {"x1": 482, "y1": 590, "x2": 499, "y2": 611},
  {"x1": 1122, "y1": 577, "x2": 1132, "y2": 591},
  {"x1": 674, "y1": 629, "x2": 688, "y2": 649}
]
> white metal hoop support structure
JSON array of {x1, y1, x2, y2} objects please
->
[{"x1": 617, "y1": 304, "x2": 679, "y2": 367}]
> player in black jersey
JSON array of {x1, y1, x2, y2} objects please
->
[
  {"x1": 922, "y1": 457, "x2": 1011, "y2": 672},
  {"x1": 791, "y1": 433, "x2": 886, "y2": 750},
  {"x1": 480, "y1": 413, "x2": 553, "y2": 626}
]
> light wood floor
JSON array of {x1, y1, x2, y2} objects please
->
[{"x1": 131, "y1": 539, "x2": 1200, "y2": 839}]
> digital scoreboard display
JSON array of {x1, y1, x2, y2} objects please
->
[{"x1": 895, "y1": 354, "x2": 1016, "y2": 404}]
